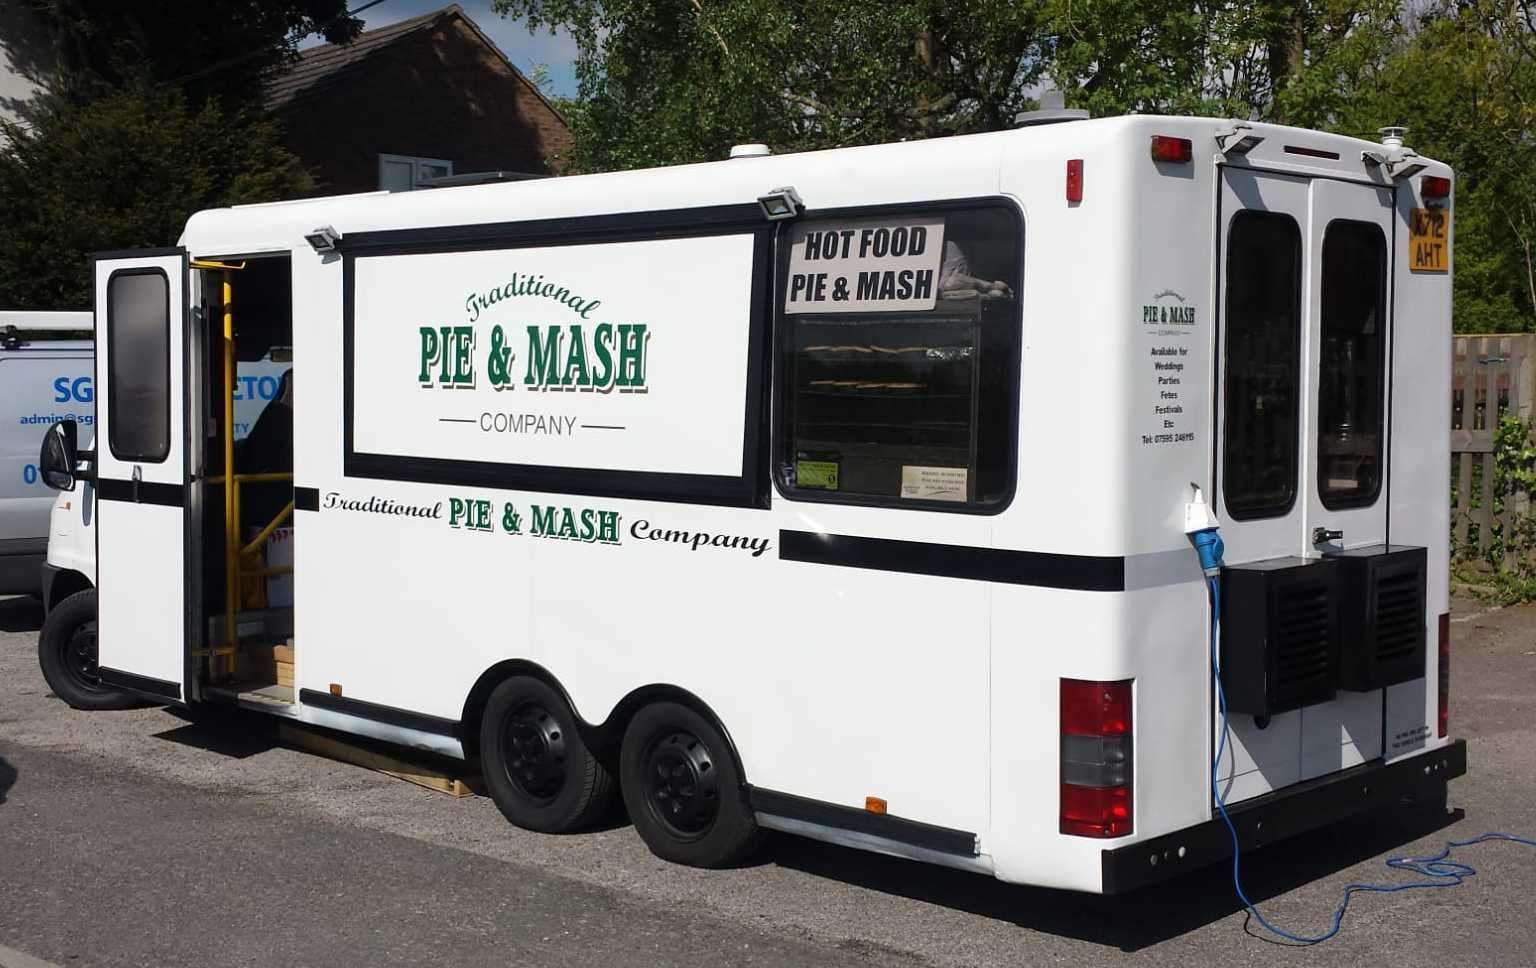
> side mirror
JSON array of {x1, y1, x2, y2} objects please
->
[{"x1": 39, "y1": 419, "x2": 79, "y2": 491}]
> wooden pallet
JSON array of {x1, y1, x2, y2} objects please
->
[{"x1": 276, "y1": 722, "x2": 477, "y2": 798}]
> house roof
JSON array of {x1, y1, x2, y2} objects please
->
[{"x1": 265, "y1": 3, "x2": 563, "y2": 120}]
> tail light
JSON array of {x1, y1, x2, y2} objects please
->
[
  {"x1": 1150, "y1": 136, "x2": 1192, "y2": 164},
  {"x1": 1060, "y1": 678, "x2": 1133, "y2": 837},
  {"x1": 1438, "y1": 612, "x2": 1450, "y2": 738},
  {"x1": 1423, "y1": 175, "x2": 1452, "y2": 200}
]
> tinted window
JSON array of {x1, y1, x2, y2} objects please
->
[
  {"x1": 1223, "y1": 212, "x2": 1301, "y2": 519},
  {"x1": 107, "y1": 270, "x2": 171, "y2": 461},
  {"x1": 775, "y1": 204, "x2": 1020, "y2": 511},
  {"x1": 1318, "y1": 220, "x2": 1387, "y2": 508}
]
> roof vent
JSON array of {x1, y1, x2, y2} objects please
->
[
  {"x1": 729, "y1": 143, "x2": 772, "y2": 159},
  {"x1": 1014, "y1": 107, "x2": 1090, "y2": 127},
  {"x1": 1015, "y1": 89, "x2": 1088, "y2": 127},
  {"x1": 1379, "y1": 126, "x2": 1408, "y2": 149}
]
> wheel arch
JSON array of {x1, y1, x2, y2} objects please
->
[
  {"x1": 459, "y1": 662, "x2": 747, "y2": 781},
  {"x1": 47, "y1": 569, "x2": 93, "y2": 612}
]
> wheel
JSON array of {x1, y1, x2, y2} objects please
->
[
  {"x1": 479, "y1": 676, "x2": 614, "y2": 833},
  {"x1": 37, "y1": 589, "x2": 136, "y2": 710},
  {"x1": 619, "y1": 701, "x2": 761, "y2": 868}
]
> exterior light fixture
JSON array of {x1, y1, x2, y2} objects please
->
[
  {"x1": 1215, "y1": 121, "x2": 1263, "y2": 155},
  {"x1": 1362, "y1": 126, "x2": 1427, "y2": 181},
  {"x1": 305, "y1": 225, "x2": 341, "y2": 253},
  {"x1": 757, "y1": 186, "x2": 804, "y2": 222}
]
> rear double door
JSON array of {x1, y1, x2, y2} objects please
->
[{"x1": 1214, "y1": 168, "x2": 1395, "y2": 802}]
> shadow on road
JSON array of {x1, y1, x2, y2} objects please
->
[
  {"x1": 0, "y1": 755, "x2": 16, "y2": 804},
  {"x1": 0, "y1": 595, "x2": 43, "y2": 633},
  {"x1": 152, "y1": 706, "x2": 281, "y2": 760},
  {"x1": 766, "y1": 798, "x2": 1463, "y2": 952}
]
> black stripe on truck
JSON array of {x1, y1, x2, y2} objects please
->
[
  {"x1": 98, "y1": 667, "x2": 182, "y2": 701},
  {"x1": 779, "y1": 530, "x2": 1126, "y2": 592},
  {"x1": 96, "y1": 478, "x2": 185, "y2": 508},
  {"x1": 749, "y1": 787, "x2": 979, "y2": 857}
]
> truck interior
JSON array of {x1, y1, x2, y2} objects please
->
[{"x1": 192, "y1": 255, "x2": 297, "y2": 708}]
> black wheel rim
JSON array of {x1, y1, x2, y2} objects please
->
[
  {"x1": 500, "y1": 702, "x2": 567, "y2": 803},
  {"x1": 65, "y1": 619, "x2": 102, "y2": 690},
  {"x1": 641, "y1": 730, "x2": 719, "y2": 840}
]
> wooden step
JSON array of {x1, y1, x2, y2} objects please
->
[{"x1": 276, "y1": 722, "x2": 476, "y2": 798}]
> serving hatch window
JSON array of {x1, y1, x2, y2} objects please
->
[{"x1": 774, "y1": 203, "x2": 1021, "y2": 511}]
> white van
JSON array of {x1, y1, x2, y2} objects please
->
[
  {"x1": 0, "y1": 312, "x2": 92, "y2": 596},
  {"x1": 38, "y1": 116, "x2": 1463, "y2": 893}
]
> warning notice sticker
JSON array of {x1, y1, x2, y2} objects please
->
[{"x1": 784, "y1": 216, "x2": 946, "y2": 314}]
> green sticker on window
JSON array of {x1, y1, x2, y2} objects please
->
[{"x1": 796, "y1": 460, "x2": 840, "y2": 490}]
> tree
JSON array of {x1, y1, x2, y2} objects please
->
[
  {"x1": 0, "y1": 88, "x2": 314, "y2": 309},
  {"x1": 27, "y1": 0, "x2": 362, "y2": 108},
  {"x1": 494, "y1": 0, "x2": 1059, "y2": 171}
]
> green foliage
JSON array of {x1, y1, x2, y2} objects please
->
[
  {"x1": 0, "y1": 89, "x2": 313, "y2": 309},
  {"x1": 1454, "y1": 414, "x2": 1536, "y2": 602}
]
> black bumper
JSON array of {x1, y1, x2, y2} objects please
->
[{"x1": 1101, "y1": 739, "x2": 1467, "y2": 894}]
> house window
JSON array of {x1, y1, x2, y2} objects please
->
[
  {"x1": 773, "y1": 202, "x2": 1022, "y2": 512},
  {"x1": 378, "y1": 154, "x2": 453, "y2": 191}
]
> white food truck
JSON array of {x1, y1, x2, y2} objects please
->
[{"x1": 37, "y1": 114, "x2": 1463, "y2": 892}]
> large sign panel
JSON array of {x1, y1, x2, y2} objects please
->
[{"x1": 350, "y1": 234, "x2": 756, "y2": 478}]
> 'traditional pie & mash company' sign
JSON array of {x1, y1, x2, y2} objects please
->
[{"x1": 350, "y1": 234, "x2": 755, "y2": 477}]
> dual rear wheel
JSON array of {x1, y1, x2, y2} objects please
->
[{"x1": 478, "y1": 677, "x2": 760, "y2": 867}]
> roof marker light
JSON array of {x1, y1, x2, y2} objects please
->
[
  {"x1": 1150, "y1": 136, "x2": 1192, "y2": 164},
  {"x1": 1066, "y1": 159, "x2": 1083, "y2": 203}
]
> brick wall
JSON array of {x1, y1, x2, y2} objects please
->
[{"x1": 276, "y1": 17, "x2": 572, "y2": 196}]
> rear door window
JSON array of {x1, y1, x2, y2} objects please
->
[
  {"x1": 106, "y1": 269, "x2": 171, "y2": 462},
  {"x1": 1317, "y1": 220, "x2": 1387, "y2": 509},
  {"x1": 1223, "y1": 211, "x2": 1303, "y2": 519}
]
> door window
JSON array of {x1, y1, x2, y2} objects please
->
[
  {"x1": 1317, "y1": 220, "x2": 1387, "y2": 509},
  {"x1": 106, "y1": 269, "x2": 171, "y2": 462},
  {"x1": 1223, "y1": 212, "x2": 1302, "y2": 519}
]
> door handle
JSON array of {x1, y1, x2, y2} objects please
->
[
  {"x1": 1312, "y1": 526, "x2": 1343, "y2": 544},
  {"x1": 132, "y1": 465, "x2": 142, "y2": 503}
]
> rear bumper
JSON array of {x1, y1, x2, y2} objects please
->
[{"x1": 1101, "y1": 739, "x2": 1467, "y2": 894}]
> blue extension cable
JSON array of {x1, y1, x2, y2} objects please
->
[{"x1": 1204, "y1": 576, "x2": 1536, "y2": 945}]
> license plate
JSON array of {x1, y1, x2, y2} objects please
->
[{"x1": 1409, "y1": 208, "x2": 1449, "y2": 272}]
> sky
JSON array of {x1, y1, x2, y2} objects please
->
[{"x1": 303, "y1": 0, "x2": 582, "y2": 98}]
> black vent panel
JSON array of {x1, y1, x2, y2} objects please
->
[
  {"x1": 1220, "y1": 557, "x2": 1340, "y2": 717},
  {"x1": 1331, "y1": 545, "x2": 1427, "y2": 691}
]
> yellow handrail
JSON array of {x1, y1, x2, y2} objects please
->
[{"x1": 241, "y1": 502, "x2": 294, "y2": 557}]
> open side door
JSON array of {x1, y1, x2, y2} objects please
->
[{"x1": 93, "y1": 248, "x2": 193, "y2": 702}]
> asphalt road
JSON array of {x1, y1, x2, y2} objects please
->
[{"x1": 1, "y1": 593, "x2": 1534, "y2": 968}]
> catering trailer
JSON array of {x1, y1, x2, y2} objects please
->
[{"x1": 38, "y1": 114, "x2": 1464, "y2": 892}]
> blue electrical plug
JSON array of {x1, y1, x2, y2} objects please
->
[{"x1": 1184, "y1": 482, "x2": 1224, "y2": 575}]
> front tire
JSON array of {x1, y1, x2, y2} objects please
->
[
  {"x1": 37, "y1": 589, "x2": 136, "y2": 710},
  {"x1": 479, "y1": 676, "x2": 614, "y2": 833},
  {"x1": 620, "y1": 701, "x2": 761, "y2": 867}
]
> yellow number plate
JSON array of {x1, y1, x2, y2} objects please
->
[{"x1": 1409, "y1": 208, "x2": 1449, "y2": 273}]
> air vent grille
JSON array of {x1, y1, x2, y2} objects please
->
[
  {"x1": 1374, "y1": 570, "x2": 1421, "y2": 661},
  {"x1": 1272, "y1": 580, "x2": 1336, "y2": 708},
  {"x1": 1333, "y1": 545, "x2": 1428, "y2": 691}
]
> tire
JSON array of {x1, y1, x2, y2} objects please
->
[
  {"x1": 37, "y1": 589, "x2": 137, "y2": 710},
  {"x1": 479, "y1": 676, "x2": 614, "y2": 833},
  {"x1": 620, "y1": 701, "x2": 761, "y2": 868}
]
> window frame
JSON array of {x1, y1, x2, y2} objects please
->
[
  {"x1": 1316, "y1": 217, "x2": 1388, "y2": 511},
  {"x1": 339, "y1": 203, "x2": 774, "y2": 510},
  {"x1": 105, "y1": 266, "x2": 173, "y2": 463},
  {"x1": 378, "y1": 153, "x2": 454, "y2": 191},
  {"x1": 1221, "y1": 209, "x2": 1303, "y2": 522},
  {"x1": 770, "y1": 196, "x2": 1024, "y2": 516}
]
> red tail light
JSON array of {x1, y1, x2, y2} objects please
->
[
  {"x1": 1150, "y1": 136, "x2": 1192, "y2": 164},
  {"x1": 1060, "y1": 679, "x2": 1133, "y2": 837},
  {"x1": 1066, "y1": 158, "x2": 1084, "y2": 203},
  {"x1": 1438, "y1": 612, "x2": 1450, "y2": 738},
  {"x1": 1423, "y1": 175, "x2": 1452, "y2": 199}
]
